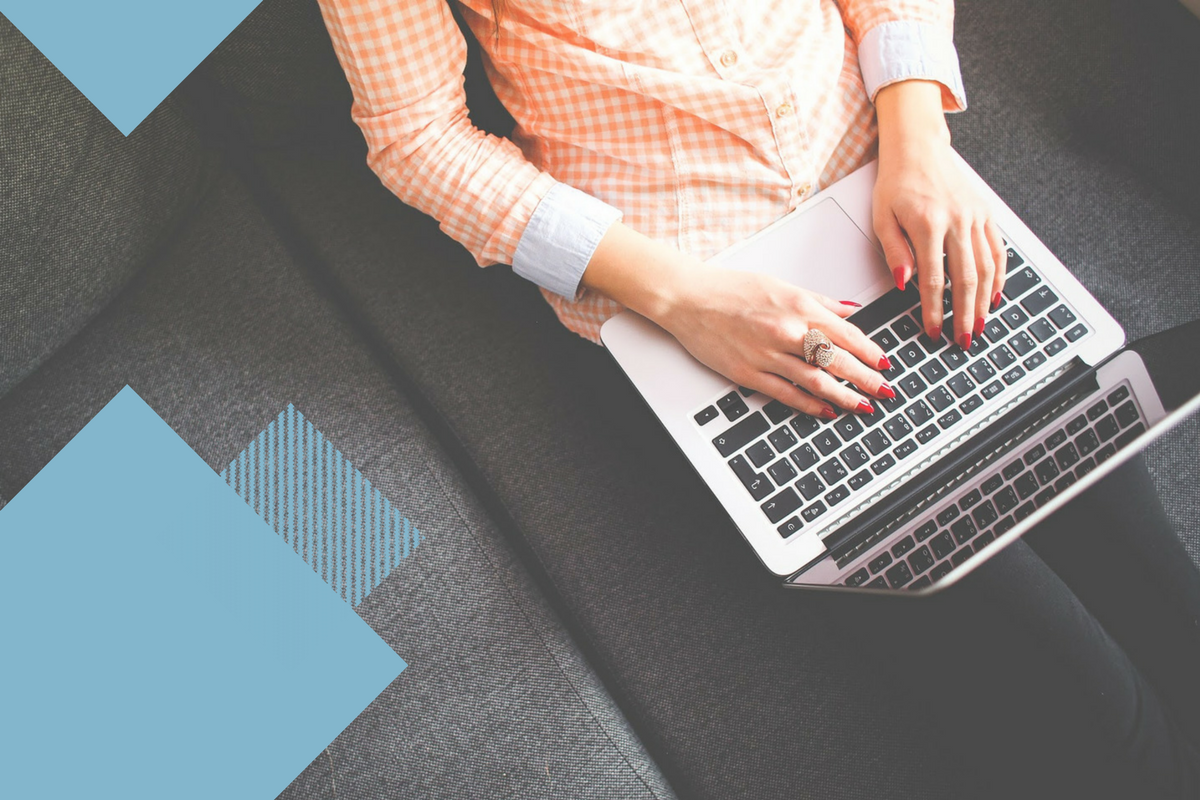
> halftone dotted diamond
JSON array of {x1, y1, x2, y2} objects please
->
[
  {"x1": 0, "y1": 386, "x2": 406, "y2": 799},
  {"x1": 0, "y1": 0, "x2": 263, "y2": 134}
]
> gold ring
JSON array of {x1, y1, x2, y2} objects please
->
[{"x1": 802, "y1": 328, "x2": 836, "y2": 369}]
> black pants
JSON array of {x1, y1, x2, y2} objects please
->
[{"x1": 813, "y1": 455, "x2": 1200, "y2": 798}]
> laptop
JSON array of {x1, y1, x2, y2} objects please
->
[{"x1": 601, "y1": 156, "x2": 1200, "y2": 594}]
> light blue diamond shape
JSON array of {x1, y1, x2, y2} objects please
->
[
  {"x1": 0, "y1": 386, "x2": 406, "y2": 799},
  {"x1": 0, "y1": 0, "x2": 263, "y2": 135}
]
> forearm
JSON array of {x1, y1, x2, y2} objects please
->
[
  {"x1": 580, "y1": 220, "x2": 700, "y2": 324},
  {"x1": 875, "y1": 79, "x2": 951, "y2": 158}
]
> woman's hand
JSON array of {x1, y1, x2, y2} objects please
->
[{"x1": 873, "y1": 80, "x2": 1007, "y2": 350}]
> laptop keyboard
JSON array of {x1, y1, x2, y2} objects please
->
[
  {"x1": 695, "y1": 245, "x2": 1092, "y2": 539},
  {"x1": 836, "y1": 381, "x2": 1146, "y2": 590}
]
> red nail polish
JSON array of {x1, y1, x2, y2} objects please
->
[
  {"x1": 820, "y1": 407, "x2": 838, "y2": 420},
  {"x1": 992, "y1": 291, "x2": 1002, "y2": 311},
  {"x1": 974, "y1": 317, "x2": 985, "y2": 337},
  {"x1": 878, "y1": 383, "x2": 896, "y2": 400},
  {"x1": 958, "y1": 332, "x2": 972, "y2": 350},
  {"x1": 840, "y1": 300, "x2": 862, "y2": 307},
  {"x1": 929, "y1": 325, "x2": 943, "y2": 341},
  {"x1": 856, "y1": 400, "x2": 875, "y2": 414},
  {"x1": 893, "y1": 269, "x2": 906, "y2": 292},
  {"x1": 878, "y1": 355, "x2": 892, "y2": 371}
]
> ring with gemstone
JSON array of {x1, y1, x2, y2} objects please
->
[{"x1": 802, "y1": 328, "x2": 836, "y2": 369}]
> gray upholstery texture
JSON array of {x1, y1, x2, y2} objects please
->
[
  {"x1": 0, "y1": 168, "x2": 674, "y2": 800},
  {"x1": 0, "y1": 13, "x2": 212, "y2": 401}
]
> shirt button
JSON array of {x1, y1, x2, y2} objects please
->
[
  {"x1": 720, "y1": 50, "x2": 738, "y2": 68},
  {"x1": 798, "y1": 183, "x2": 812, "y2": 197},
  {"x1": 775, "y1": 102, "x2": 794, "y2": 117}
]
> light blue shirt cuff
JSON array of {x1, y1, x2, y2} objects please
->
[
  {"x1": 858, "y1": 20, "x2": 968, "y2": 111},
  {"x1": 511, "y1": 182, "x2": 624, "y2": 300}
]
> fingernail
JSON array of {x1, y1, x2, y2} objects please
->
[
  {"x1": 820, "y1": 406, "x2": 838, "y2": 420},
  {"x1": 928, "y1": 324, "x2": 942, "y2": 341},
  {"x1": 973, "y1": 317, "x2": 985, "y2": 337},
  {"x1": 958, "y1": 332, "x2": 972, "y2": 350},
  {"x1": 878, "y1": 383, "x2": 896, "y2": 400},
  {"x1": 840, "y1": 300, "x2": 862, "y2": 307},
  {"x1": 878, "y1": 355, "x2": 892, "y2": 371},
  {"x1": 892, "y1": 268, "x2": 906, "y2": 292},
  {"x1": 856, "y1": 400, "x2": 875, "y2": 414},
  {"x1": 992, "y1": 291, "x2": 1002, "y2": 311}
]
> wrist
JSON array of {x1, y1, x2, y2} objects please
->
[
  {"x1": 875, "y1": 80, "x2": 951, "y2": 155},
  {"x1": 581, "y1": 221, "x2": 699, "y2": 325}
]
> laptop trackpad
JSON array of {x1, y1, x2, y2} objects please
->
[{"x1": 712, "y1": 198, "x2": 892, "y2": 307}]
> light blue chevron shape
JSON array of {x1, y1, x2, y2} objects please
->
[
  {"x1": 220, "y1": 405, "x2": 423, "y2": 607},
  {"x1": 0, "y1": 0, "x2": 263, "y2": 135}
]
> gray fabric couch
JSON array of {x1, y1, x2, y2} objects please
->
[{"x1": 1, "y1": 0, "x2": 1197, "y2": 798}]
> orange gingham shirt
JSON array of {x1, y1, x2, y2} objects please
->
[{"x1": 318, "y1": 0, "x2": 966, "y2": 344}]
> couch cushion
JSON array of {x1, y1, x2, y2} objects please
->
[
  {"x1": 0, "y1": 13, "x2": 212, "y2": 401},
  {"x1": 0, "y1": 167, "x2": 673, "y2": 800}
]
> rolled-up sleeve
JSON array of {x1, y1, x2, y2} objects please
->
[
  {"x1": 836, "y1": 0, "x2": 967, "y2": 112},
  {"x1": 317, "y1": 0, "x2": 621, "y2": 298}
]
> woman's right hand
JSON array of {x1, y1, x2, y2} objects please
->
[{"x1": 655, "y1": 264, "x2": 895, "y2": 418}]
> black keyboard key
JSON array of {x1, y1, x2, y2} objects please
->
[
  {"x1": 915, "y1": 521, "x2": 938, "y2": 541},
  {"x1": 840, "y1": 444, "x2": 870, "y2": 471},
  {"x1": 884, "y1": 416, "x2": 913, "y2": 441},
  {"x1": 937, "y1": 505, "x2": 960, "y2": 526},
  {"x1": 728, "y1": 454, "x2": 772, "y2": 498},
  {"x1": 867, "y1": 576, "x2": 888, "y2": 588},
  {"x1": 870, "y1": 454, "x2": 897, "y2": 475},
  {"x1": 960, "y1": 395, "x2": 984, "y2": 415},
  {"x1": 1023, "y1": 351, "x2": 1047, "y2": 371},
  {"x1": 994, "y1": 486, "x2": 1019, "y2": 514},
  {"x1": 886, "y1": 560, "x2": 914, "y2": 588},
  {"x1": 930, "y1": 561, "x2": 953, "y2": 582},
  {"x1": 927, "y1": 386, "x2": 955, "y2": 412},
  {"x1": 845, "y1": 567, "x2": 870, "y2": 587},
  {"x1": 1022, "y1": 286, "x2": 1059, "y2": 316},
  {"x1": 988, "y1": 344, "x2": 1017, "y2": 370},
  {"x1": 1035, "y1": 486, "x2": 1057, "y2": 507},
  {"x1": 878, "y1": 390, "x2": 906, "y2": 414},
  {"x1": 1096, "y1": 414, "x2": 1120, "y2": 442},
  {"x1": 897, "y1": 341, "x2": 927, "y2": 368},
  {"x1": 919, "y1": 331, "x2": 949, "y2": 354},
  {"x1": 825, "y1": 485, "x2": 852, "y2": 506},
  {"x1": 818, "y1": 459, "x2": 848, "y2": 485},
  {"x1": 871, "y1": 328, "x2": 901, "y2": 352},
  {"x1": 1086, "y1": 400, "x2": 1108, "y2": 421},
  {"x1": 974, "y1": 530, "x2": 996, "y2": 549},
  {"x1": 916, "y1": 424, "x2": 939, "y2": 445},
  {"x1": 1055, "y1": 442, "x2": 1080, "y2": 471},
  {"x1": 761, "y1": 487, "x2": 803, "y2": 523},
  {"x1": 1035, "y1": 457, "x2": 1060, "y2": 485},
  {"x1": 1002, "y1": 366, "x2": 1026, "y2": 385},
  {"x1": 950, "y1": 547, "x2": 974, "y2": 567},
  {"x1": 968, "y1": 360, "x2": 996, "y2": 383},
  {"x1": 894, "y1": 438, "x2": 918, "y2": 460},
  {"x1": 981, "y1": 318, "x2": 1008, "y2": 344},
  {"x1": 694, "y1": 406, "x2": 719, "y2": 425},
  {"x1": 892, "y1": 535, "x2": 916, "y2": 558},
  {"x1": 796, "y1": 473, "x2": 826, "y2": 500},
  {"x1": 862, "y1": 429, "x2": 891, "y2": 456},
  {"x1": 1048, "y1": 304, "x2": 1077, "y2": 329},
  {"x1": 967, "y1": 335, "x2": 990, "y2": 358},
  {"x1": 1076, "y1": 457, "x2": 1097, "y2": 478},
  {"x1": 869, "y1": 551, "x2": 893, "y2": 574},
  {"x1": 995, "y1": 515, "x2": 1017, "y2": 535},
  {"x1": 768, "y1": 425, "x2": 798, "y2": 453},
  {"x1": 739, "y1": 386, "x2": 756, "y2": 397},
  {"x1": 791, "y1": 443, "x2": 820, "y2": 471},
  {"x1": 1065, "y1": 323, "x2": 1088, "y2": 342},
  {"x1": 1003, "y1": 266, "x2": 1041, "y2": 300},
  {"x1": 812, "y1": 430, "x2": 840, "y2": 456},
  {"x1": 747, "y1": 440, "x2": 775, "y2": 467},
  {"x1": 937, "y1": 409, "x2": 963, "y2": 429},
  {"x1": 1115, "y1": 400, "x2": 1139, "y2": 428},
  {"x1": 833, "y1": 415, "x2": 864, "y2": 442},
  {"x1": 931, "y1": 531, "x2": 956, "y2": 560},
  {"x1": 1096, "y1": 443, "x2": 1115, "y2": 464},
  {"x1": 947, "y1": 372, "x2": 976, "y2": 398},
  {"x1": 1114, "y1": 422, "x2": 1146, "y2": 450},
  {"x1": 893, "y1": 315, "x2": 921, "y2": 340},
  {"x1": 713, "y1": 412, "x2": 770, "y2": 456},
  {"x1": 1006, "y1": 247, "x2": 1025, "y2": 272},
  {"x1": 909, "y1": 545, "x2": 935, "y2": 575},
  {"x1": 847, "y1": 470, "x2": 873, "y2": 491},
  {"x1": 920, "y1": 359, "x2": 949, "y2": 384},
  {"x1": 1000, "y1": 305, "x2": 1030, "y2": 330},
  {"x1": 1009, "y1": 331, "x2": 1037, "y2": 356},
  {"x1": 898, "y1": 373, "x2": 928, "y2": 399},
  {"x1": 1015, "y1": 501, "x2": 1037, "y2": 521},
  {"x1": 973, "y1": 499, "x2": 999, "y2": 529},
  {"x1": 790, "y1": 414, "x2": 820, "y2": 438},
  {"x1": 982, "y1": 474, "x2": 1004, "y2": 495},
  {"x1": 1028, "y1": 318, "x2": 1056, "y2": 343},
  {"x1": 1014, "y1": 472, "x2": 1039, "y2": 499},
  {"x1": 1108, "y1": 386, "x2": 1130, "y2": 405},
  {"x1": 881, "y1": 360, "x2": 906, "y2": 382},
  {"x1": 801, "y1": 502, "x2": 828, "y2": 523},
  {"x1": 941, "y1": 348, "x2": 970, "y2": 371},
  {"x1": 1054, "y1": 473, "x2": 1078, "y2": 493},
  {"x1": 859, "y1": 403, "x2": 889, "y2": 429},
  {"x1": 906, "y1": 400, "x2": 934, "y2": 426},
  {"x1": 1044, "y1": 338, "x2": 1067, "y2": 358},
  {"x1": 1066, "y1": 415, "x2": 1088, "y2": 435},
  {"x1": 951, "y1": 517, "x2": 978, "y2": 545},
  {"x1": 763, "y1": 399, "x2": 795, "y2": 424},
  {"x1": 777, "y1": 517, "x2": 803, "y2": 538},
  {"x1": 768, "y1": 458, "x2": 798, "y2": 485},
  {"x1": 959, "y1": 489, "x2": 982, "y2": 510},
  {"x1": 1046, "y1": 429, "x2": 1068, "y2": 450},
  {"x1": 1024, "y1": 443, "x2": 1046, "y2": 465},
  {"x1": 717, "y1": 391, "x2": 749, "y2": 421},
  {"x1": 1003, "y1": 460, "x2": 1024, "y2": 480},
  {"x1": 981, "y1": 380, "x2": 1004, "y2": 400},
  {"x1": 1076, "y1": 429, "x2": 1099, "y2": 456}
]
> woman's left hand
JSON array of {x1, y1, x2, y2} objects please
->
[{"x1": 872, "y1": 80, "x2": 1007, "y2": 350}]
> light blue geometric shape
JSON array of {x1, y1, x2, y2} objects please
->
[
  {"x1": 220, "y1": 404, "x2": 423, "y2": 607},
  {"x1": 0, "y1": 386, "x2": 406, "y2": 799},
  {"x1": 0, "y1": 0, "x2": 263, "y2": 135}
]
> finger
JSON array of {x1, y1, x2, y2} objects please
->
[
  {"x1": 912, "y1": 223, "x2": 947, "y2": 340},
  {"x1": 946, "y1": 223, "x2": 979, "y2": 349},
  {"x1": 808, "y1": 291, "x2": 865, "y2": 319},
  {"x1": 774, "y1": 353, "x2": 875, "y2": 414},
  {"x1": 972, "y1": 221, "x2": 996, "y2": 328},
  {"x1": 751, "y1": 372, "x2": 837, "y2": 420},
  {"x1": 822, "y1": 340, "x2": 894, "y2": 400},
  {"x1": 810, "y1": 305, "x2": 891, "y2": 372},
  {"x1": 875, "y1": 209, "x2": 914, "y2": 291},
  {"x1": 986, "y1": 220, "x2": 1007, "y2": 310}
]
